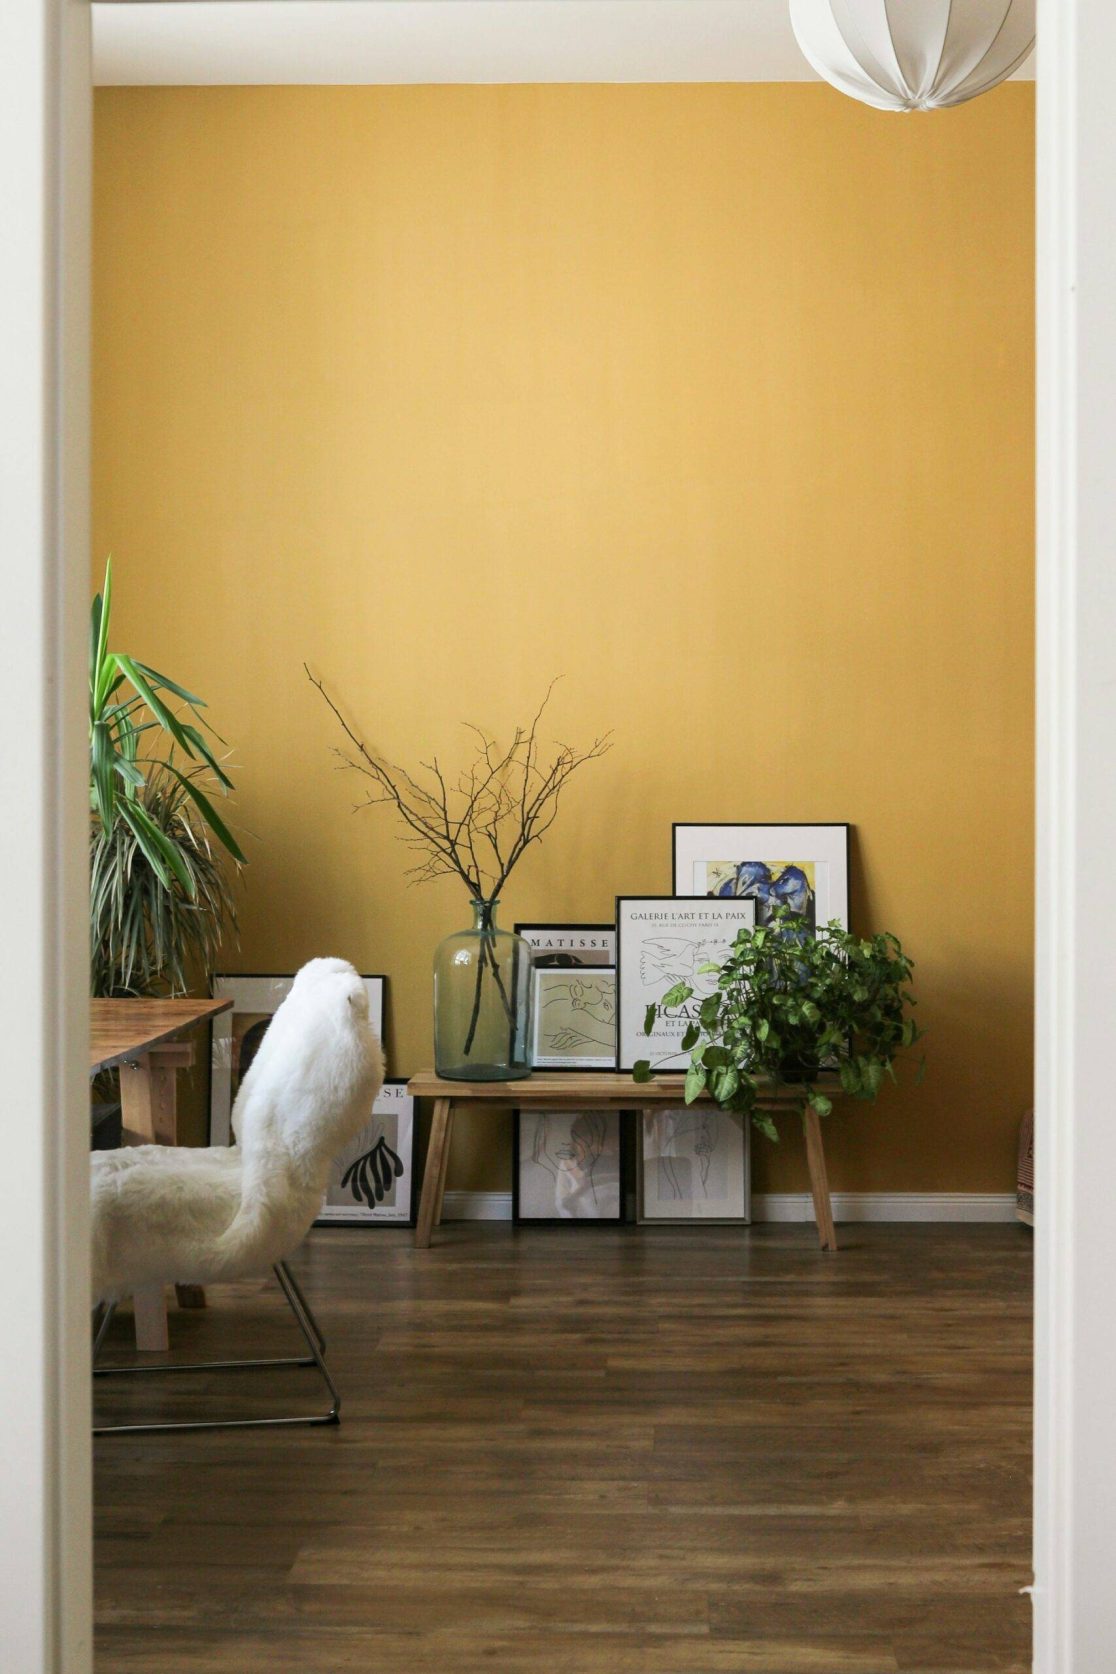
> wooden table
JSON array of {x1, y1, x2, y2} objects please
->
[
  {"x1": 406, "y1": 1071, "x2": 838, "y2": 1252},
  {"x1": 91, "y1": 997, "x2": 233, "y2": 1349}
]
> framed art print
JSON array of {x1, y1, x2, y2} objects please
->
[
  {"x1": 638, "y1": 1107, "x2": 751, "y2": 1224},
  {"x1": 318, "y1": 1079, "x2": 416, "y2": 1226},
  {"x1": 615, "y1": 896, "x2": 757, "y2": 1072},
  {"x1": 532, "y1": 965, "x2": 616, "y2": 1070},
  {"x1": 513, "y1": 1108, "x2": 625, "y2": 1223},
  {"x1": 515, "y1": 922, "x2": 616, "y2": 966},
  {"x1": 672, "y1": 823, "x2": 850, "y2": 933},
  {"x1": 209, "y1": 971, "x2": 386, "y2": 1145}
]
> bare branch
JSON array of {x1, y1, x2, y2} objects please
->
[{"x1": 307, "y1": 665, "x2": 612, "y2": 903}]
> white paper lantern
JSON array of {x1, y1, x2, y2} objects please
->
[{"x1": 789, "y1": 0, "x2": 1035, "y2": 111}]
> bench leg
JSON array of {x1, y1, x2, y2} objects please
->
[
  {"x1": 415, "y1": 1098, "x2": 454, "y2": 1249},
  {"x1": 803, "y1": 1107, "x2": 838, "y2": 1253}
]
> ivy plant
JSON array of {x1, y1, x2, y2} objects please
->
[{"x1": 632, "y1": 908, "x2": 924, "y2": 1140}]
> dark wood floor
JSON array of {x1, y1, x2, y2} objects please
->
[{"x1": 93, "y1": 1223, "x2": 1033, "y2": 1674}]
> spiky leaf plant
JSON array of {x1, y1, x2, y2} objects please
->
[{"x1": 90, "y1": 764, "x2": 239, "y2": 999}]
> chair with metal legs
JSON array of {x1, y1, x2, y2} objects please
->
[
  {"x1": 91, "y1": 1260, "x2": 340, "y2": 1435},
  {"x1": 89, "y1": 958, "x2": 384, "y2": 1437}
]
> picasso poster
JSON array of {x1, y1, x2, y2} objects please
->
[{"x1": 615, "y1": 896, "x2": 757, "y2": 1072}]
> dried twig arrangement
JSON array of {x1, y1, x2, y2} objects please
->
[{"x1": 306, "y1": 668, "x2": 612, "y2": 906}]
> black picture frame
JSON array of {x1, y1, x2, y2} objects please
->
[
  {"x1": 317, "y1": 1077, "x2": 417, "y2": 1229},
  {"x1": 514, "y1": 921, "x2": 616, "y2": 967},
  {"x1": 615, "y1": 895, "x2": 757, "y2": 1073},
  {"x1": 671, "y1": 822, "x2": 852, "y2": 932},
  {"x1": 512, "y1": 1108, "x2": 627, "y2": 1224}
]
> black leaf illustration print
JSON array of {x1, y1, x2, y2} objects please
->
[{"x1": 342, "y1": 1135, "x2": 405, "y2": 1207}]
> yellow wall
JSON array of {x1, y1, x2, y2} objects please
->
[{"x1": 93, "y1": 84, "x2": 1034, "y2": 1195}]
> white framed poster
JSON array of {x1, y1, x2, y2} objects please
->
[
  {"x1": 318, "y1": 1079, "x2": 415, "y2": 1226},
  {"x1": 672, "y1": 823, "x2": 850, "y2": 932},
  {"x1": 531, "y1": 966, "x2": 616, "y2": 1070},
  {"x1": 615, "y1": 896, "x2": 756, "y2": 1072},
  {"x1": 209, "y1": 971, "x2": 386, "y2": 1145},
  {"x1": 515, "y1": 922, "x2": 616, "y2": 966},
  {"x1": 638, "y1": 1107, "x2": 751, "y2": 1224}
]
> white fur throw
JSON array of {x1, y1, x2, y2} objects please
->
[{"x1": 91, "y1": 957, "x2": 385, "y2": 1304}]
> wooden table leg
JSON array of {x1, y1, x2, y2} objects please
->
[
  {"x1": 119, "y1": 1042, "x2": 196, "y2": 1347},
  {"x1": 803, "y1": 1107, "x2": 838, "y2": 1253},
  {"x1": 415, "y1": 1098, "x2": 454, "y2": 1249}
]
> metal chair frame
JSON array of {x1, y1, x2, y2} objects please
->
[{"x1": 91, "y1": 1260, "x2": 340, "y2": 1436}]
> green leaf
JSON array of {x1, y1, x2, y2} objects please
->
[
  {"x1": 696, "y1": 961, "x2": 721, "y2": 975},
  {"x1": 134, "y1": 661, "x2": 205, "y2": 708},
  {"x1": 684, "y1": 1064, "x2": 707, "y2": 1104},
  {"x1": 753, "y1": 1113, "x2": 779, "y2": 1143},
  {"x1": 709, "y1": 1064, "x2": 740, "y2": 1104},
  {"x1": 165, "y1": 766, "x2": 247, "y2": 864},
  {"x1": 699, "y1": 994, "x2": 721, "y2": 1030},
  {"x1": 808, "y1": 1092, "x2": 833, "y2": 1118},
  {"x1": 680, "y1": 1022, "x2": 700, "y2": 1052},
  {"x1": 660, "y1": 981, "x2": 693, "y2": 1009},
  {"x1": 632, "y1": 1060, "x2": 652, "y2": 1083},
  {"x1": 90, "y1": 720, "x2": 116, "y2": 827},
  {"x1": 113, "y1": 654, "x2": 196, "y2": 759},
  {"x1": 756, "y1": 1019, "x2": 770, "y2": 1042},
  {"x1": 643, "y1": 1003, "x2": 657, "y2": 1036}
]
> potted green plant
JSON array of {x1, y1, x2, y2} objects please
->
[
  {"x1": 89, "y1": 559, "x2": 245, "y2": 1000},
  {"x1": 633, "y1": 908, "x2": 923, "y2": 1139}
]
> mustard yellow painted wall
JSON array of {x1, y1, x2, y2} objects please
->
[{"x1": 93, "y1": 84, "x2": 1034, "y2": 1195}]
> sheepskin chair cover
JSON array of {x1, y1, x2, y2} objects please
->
[{"x1": 91, "y1": 957, "x2": 385, "y2": 1305}]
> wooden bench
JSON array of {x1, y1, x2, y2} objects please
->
[{"x1": 406, "y1": 1071, "x2": 838, "y2": 1251}]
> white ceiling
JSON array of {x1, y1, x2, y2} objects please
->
[{"x1": 92, "y1": 0, "x2": 1035, "y2": 89}]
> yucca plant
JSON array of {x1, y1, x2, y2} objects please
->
[
  {"x1": 89, "y1": 558, "x2": 244, "y2": 997},
  {"x1": 91, "y1": 766, "x2": 239, "y2": 998},
  {"x1": 90, "y1": 557, "x2": 245, "y2": 890}
]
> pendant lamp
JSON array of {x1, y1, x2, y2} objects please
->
[{"x1": 789, "y1": 0, "x2": 1036, "y2": 111}]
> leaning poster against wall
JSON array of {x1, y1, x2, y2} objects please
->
[
  {"x1": 515, "y1": 922, "x2": 616, "y2": 966},
  {"x1": 513, "y1": 1108, "x2": 625, "y2": 1223},
  {"x1": 638, "y1": 1107, "x2": 751, "y2": 1225},
  {"x1": 209, "y1": 972, "x2": 386, "y2": 1145},
  {"x1": 615, "y1": 897, "x2": 756, "y2": 1072},
  {"x1": 671, "y1": 823, "x2": 850, "y2": 933},
  {"x1": 318, "y1": 1079, "x2": 416, "y2": 1226},
  {"x1": 516, "y1": 922, "x2": 618, "y2": 1070}
]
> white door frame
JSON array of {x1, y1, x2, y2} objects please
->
[
  {"x1": 1034, "y1": 2, "x2": 1116, "y2": 1670},
  {"x1": 0, "y1": 3, "x2": 92, "y2": 1671},
  {"x1": 3, "y1": 2, "x2": 1113, "y2": 1667}
]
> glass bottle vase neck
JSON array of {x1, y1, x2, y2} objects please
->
[{"x1": 470, "y1": 898, "x2": 499, "y2": 931}]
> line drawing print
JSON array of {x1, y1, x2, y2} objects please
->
[
  {"x1": 657, "y1": 1109, "x2": 719, "y2": 1200},
  {"x1": 534, "y1": 970, "x2": 615, "y2": 1060},
  {"x1": 638, "y1": 934, "x2": 734, "y2": 997},
  {"x1": 523, "y1": 1111, "x2": 618, "y2": 1219}
]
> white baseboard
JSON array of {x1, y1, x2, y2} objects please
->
[
  {"x1": 442, "y1": 1191, "x2": 513, "y2": 1221},
  {"x1": 753, "y1": 1192, "x2": 1019, "y2": 1224},
  {"x1": 441, "y1": 1190, "x2": 1020, "y2": 1224}
]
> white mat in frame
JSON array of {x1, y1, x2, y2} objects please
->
[
  {"x1": 318, "y1": 1078, "x2": 416, "y2": 1226},
  {"x1": 209, "y1": 971, "x2": 386, "y2": 1146},
  {"x1": 638, "y1": 1106, "x2": 751, "y2": 1224},
  {"x1": 672, "y1": 823, "x2": 850, "y2": 931}
]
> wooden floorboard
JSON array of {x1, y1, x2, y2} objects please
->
[{"x1": 93, "y1": 1223, "x2": 1032, "y2": 1673}]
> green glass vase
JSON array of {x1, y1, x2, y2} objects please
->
[{"x1": 433, "y1": 899, "x2": 533, "y2": 1081}]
